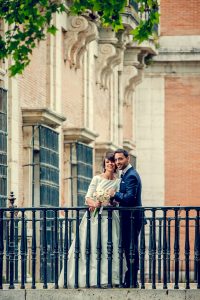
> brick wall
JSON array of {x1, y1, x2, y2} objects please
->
[
  {"x1": 18, "y1": 41, "x2": 47, "y2": 108},
  {"x1": 165, "y1": 76, "x2": 200, "y2": 207},
  {"x1": 160, "y1": 0, "x2": 200, "y2": 36}
]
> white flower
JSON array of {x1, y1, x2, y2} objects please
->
[{"x1": 93, "y1": 190, "x2": 110, "y2": 217}]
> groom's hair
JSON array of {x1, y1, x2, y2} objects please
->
[{"x1": 114, "y1": 148, "x2": 129, "y2": 158}]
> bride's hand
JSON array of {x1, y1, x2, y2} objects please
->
[
  {"x1": 95, "y1": 200, "x2": 101, "y2": 208},
  {"x1": 89, "y1": 206, "x2": 95, "y2": 212}
]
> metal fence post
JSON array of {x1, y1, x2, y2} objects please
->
[
  {"x1": 8, "y1": 192, "x2": 16, "y2": 289},
  {"x1": 0, "y1": 210, "x2": 4, "y2": 289}
]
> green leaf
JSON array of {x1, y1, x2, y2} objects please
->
[
  {"x1": 0, "y1": 0, "x2": 160, "y2": 76},
  {"x1": 47, "y1": 25, "x2": 57, "y2": 35}
]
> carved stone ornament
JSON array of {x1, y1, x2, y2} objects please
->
[
  {"x1": 96, "y1": 44, "x2": 116, "y2": 87},
  {"x1": 64, "y1": 16, "x2": 98, "y2": 69},
  {"x1": 123, "y1": 66, "x2": 143, "y2": 105},
  {"x1": 96, "y1": 44, "x2": 124, "y2": 89},
  {"x1": 122, "y1": 45, "x2": 144, "y2": 105},
  {"x1": 95, "y1": 27, "x2": 125, "y2": 89}
]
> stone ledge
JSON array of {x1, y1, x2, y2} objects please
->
[
  {"x1": 154, "y1": 51, "x2": 200, "y2": 62},
  {"x1": 95, "y1": 141, "x2": 119, "y2": 152},
  {"x1": 63, "y1": 127, "x2": 98, "y2": 144},
  {"x1": 123, "y1": 139, "x2": 136, "y2": 153},
  {"x1": 1, "y1": 287, "x2": 199, "y2": 300},
  {"x1": 22, "y1": 108, "x2": 66, "y2": 128}
]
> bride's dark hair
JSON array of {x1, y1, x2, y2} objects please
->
[{"x1": 102, "y1": 152, "x2": 116, "y2": 172}]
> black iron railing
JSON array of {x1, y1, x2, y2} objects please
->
[{"x1": 0, "y1": 198, "x2": 200, "y2": 289}]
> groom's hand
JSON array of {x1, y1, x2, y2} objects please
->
[{"x1": 112, "y1": 200, "x2": 119, "y2": 207}]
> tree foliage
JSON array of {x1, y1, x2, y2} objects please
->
[{"x1": 0, "y1": 0, "x2": 159, "y2": 76}]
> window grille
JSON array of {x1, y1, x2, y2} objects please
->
[
  {"x1": 39, "y1": 125, "x2": 59, "y2": 207},
  {"x1": 37, "y1": 125, "x2": 59, "y2": 282},
  {"x1": 76, "y1": 142, "x2": 93, "y2": 206},
  {"x1": 0, "y1": 88, "x2": 7, "y2": 207}
]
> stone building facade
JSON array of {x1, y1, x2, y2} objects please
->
[
  {"x1": 0, "y1": 3, "x2": 156, "y2": 209},
  {"x1": 0, "y1": 0, "x2": 200, "y2": 211},
  {"x1": 135, "y1": 0, "x2": 200, "y2": 209}
]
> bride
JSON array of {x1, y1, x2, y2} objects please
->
[{"x1": 58, "y1": 152, "x2": 121, "y2": 288}]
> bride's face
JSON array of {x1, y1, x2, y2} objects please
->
[{"x1": 104, "y1": 159, "x2": 116, "y2": 172}]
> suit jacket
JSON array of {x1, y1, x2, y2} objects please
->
[{"x1": 114, "y1": 167, "x2": 142, "y2": 233}]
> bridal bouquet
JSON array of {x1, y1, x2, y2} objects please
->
[{"x1": 93, "y1": 190, "x2": 110, "y2": 217}]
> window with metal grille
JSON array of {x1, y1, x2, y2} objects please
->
[
  {"x1": 37, "y1": 126, "x2": 59, "y2": 282},
  {"x1": 0, "y1": 88, "x2": 7, "y2": 207},
  {"x1": 39, "y1": 125, "x2": 59, "y2": 207},
  {"x1": 77, "y1": 143, "x2": 93, "y2": 206}
]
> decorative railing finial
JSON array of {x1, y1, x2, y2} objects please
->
[{"x1": 8, "y1": 191, "x2": 16, "y2": 208}]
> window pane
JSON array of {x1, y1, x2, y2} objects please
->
[
  {"x1": 76, "y1": 142, "x2": 93, "y2": 206},
  {"x1": 39, "y1": 125, "x2": 59, "y2": 207}
]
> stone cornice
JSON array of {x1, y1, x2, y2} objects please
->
[
  {"x1": 153, "y1": 36, "x2": 200, "y2": 63},
  {"x1": 123, "y1": 139, "x2": 136, "y2": 152},
  {"x1": 22, "y1": 108, "x2": 66, "y2": 128},
  {"x1": 145, "y1": 60, "x2": 200, "y2": 76},
  {"x1": 63, "y1": 127, "x2": 98, "y2": 144},
  {"x1": 95, "y1": 142, "x2": 118, "y2": 152},
  {"x1": 63, "y1": 16, "x2": 98, "y2": 69},
  {"x1": 153, "y1": 50, "x2": 200, "y2": 62},
  {"x1": 124, "y1": 47, "x2": 141, "y2": 67}
]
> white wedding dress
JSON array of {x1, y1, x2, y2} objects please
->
[{"x1": 58, "y1": 175, "x2": 122, "y2": 288}]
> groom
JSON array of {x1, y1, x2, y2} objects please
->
[{"x1": 109, "y1": 148, "x2": 142, "y2": 288}]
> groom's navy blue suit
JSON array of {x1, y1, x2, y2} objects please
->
[{"x1": 113, "y1": 166, "x2": 142, "y2": 287}]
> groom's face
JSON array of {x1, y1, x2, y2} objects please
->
[{"x1": 114, "y1": 153, "x2": 129, "y2": 170}]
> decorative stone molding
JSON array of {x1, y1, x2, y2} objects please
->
[
  {"x1": 123, "y1": 65, "x2": 138, "y2": 105},
  {"x1": 122, "y1": 45, "x2": 143, "y2": 105},
  {"x1": 124, "y1": 47, "x2": 141, "y2": 68},
  {"x1": 74, "y1": 21, "x2": 98, "y2": 69},
  {"x1": 95, "y1": 141, "x2": 118, "y2": 152},
  {"x1": 22, "y1": 108, "x2": 66, "y2": 128},
  {"x1": 97, "y1": 45, "x2": 124, "y2": 88},
  {"x1": 123, "y1": 139, "x2": 136, "y2": 153},
  {"x1": 96, "y1": 28, "x2": 124, "y2": 88},
  {"x1": 121, "y1": 5, "x2": 140, "y2": 31},
  {"x1": 98, "y1": 27, "x2": 118, "y2": 44},
  {"x1": 96, "y1": 44, "x2": 117, "y2": 87},
  {"x1": 63, "y1": 127, "x2": 98, "y2": 144},
  {"x1": 63, "y1": 16, "x2": 98, "y2": 69}
]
